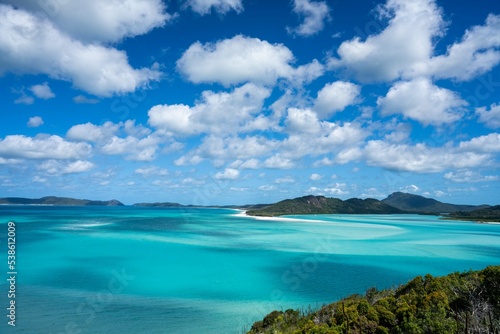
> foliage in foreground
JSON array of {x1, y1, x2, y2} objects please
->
[{"x1": 248, "y1": 266, "x2": 500, "y2": 334}]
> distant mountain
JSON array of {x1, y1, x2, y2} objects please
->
[
  {"x1": 246, "y1": 195, "x2": 405, "y2": 217},
  {"x1": 382, "y1": 192, "x2": 489, "y2": 214},
  {"x1": 446, "y1": 205, "x2": 500, "y2": 222},
  {"x1": 0, "y1": 196, "x2": 124, "y2": 206}
]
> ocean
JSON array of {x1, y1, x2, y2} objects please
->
[{"x1": 0, "y1": 206, "x2": 499, "y2": 333}]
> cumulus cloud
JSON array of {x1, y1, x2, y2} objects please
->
[
  {"x1": 184, "y1": 0, "x2": 243, "y2": 15},
  {"x1": 0, "y1": 135, "x2": 91, "y2": 160},
  {"x1": 177, "y1": 35, "x2": 322, "y2": 86},
  {"x1": 30, "y1": 82, "x2": 55, "y2": 99},
  {"x1": 38, "y1": 160, "x2": 95, "y2": 175},
  {"x1": 329, "y1": 0, "x2": 444, "y2": 82},
  {"x1": 309, "y1": 173, "x2": 323, "y2": 181},
  {"x1": 0, "y1": 4, "x2": 162, "y2": 96},
  {"x1": 377, "y1": 78, "x2": 467, "y2": 125},
  {"x1": 178, "y1": 135, "x2": 278, "y2": 166},
  {"x1": 329, "y1": 0, "x2": 500, "y2": 83},
  {"x1": 67, "y1": 121, "x2": 162, "y2": 161},
  {"x1": 27, "y1": 116, "x2": 44, "y2": 128},
  {"x1": 148, "y1": 83, "x2": 271, "y2": 136},
  {"x1": 458, "y1": 133, "x2": 500, "y2": 153},
  {"x1": 214, "y1": 168, "x2": 240, "y2": 180},
  {"x1": 67, "y1": 122, "x2": 121, "y2": 142},
  {"x1": 363, "y1": 140, "x2": 491, "y2": 173},
  {"x1": 313, "y1": 81, "x2": 360, "y2": 118},
  {"x1": 2, "y1": 0, "x2": 172, "y2": 43},
  {"x1": 135, "y1": 166, "x2": 168, "y2": 177},
  {"x1": 476, "y1": 104, "x2": 500, "y2": 128},
  {"x1": 421, "y1": 14, "x2": 500, "y2": 81},
  {"x1": 283, "y1": 109, "x2": 367, "y2": 159},
  {"x1": 444, "y1": 170, "x2": 499, "y2": 183},
  {"x1": 288, "y1": 0, "x2": 330, "y2": 37},
  {"x1": 307, "y1": 184, "x2": 349, "y2": 196}
]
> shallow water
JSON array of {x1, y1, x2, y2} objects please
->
[{"x1": 0, "y1": 206, "x2": 499, "y2": 333}]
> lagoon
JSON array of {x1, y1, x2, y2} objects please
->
[{"x1": 0, "y1": 206, "x2": 499, "y2": 333}]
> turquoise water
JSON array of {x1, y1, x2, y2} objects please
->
[{"x1": 0, "y1": 206, "x2": 499, "y2": 333}]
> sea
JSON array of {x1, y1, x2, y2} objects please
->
[{"x1": 0, "y1": 206, "x2": 499, "y2": 334}]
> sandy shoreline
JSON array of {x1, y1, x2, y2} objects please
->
[{"x1": 232, "y1": 209, "x2": 331, "y2": 223}]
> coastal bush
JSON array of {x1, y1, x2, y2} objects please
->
[{"x1": 247, "y1": 266, "x2": 500, "y2": 334}]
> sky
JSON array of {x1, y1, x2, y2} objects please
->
[{"x1": 1, "y1": 0, "x2": 500, "y2": 205}]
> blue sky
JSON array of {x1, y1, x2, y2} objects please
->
[{"x1": 1, "y1": 0, "x2": 500, "y2": 205}]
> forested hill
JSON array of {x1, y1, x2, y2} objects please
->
[
  {"x1": 382, "y1": 192, "x2": 489, "y2": 214},
  {"x1": 446, "y1": 205, "x2": 500, "y2": 222},
  {"x1": 246, "y1": 195, "x2": 405, "y2": 217},
  {"x1": 0, "y1": 196, "x2": 124, "y2": 206},
  {"x1": 247, "y1": 265, "x2": 500, "y2": 334}
]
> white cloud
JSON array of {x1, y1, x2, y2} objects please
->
[
  {"x1": 184, "y1": 0, "x2": 243, "y2": 15},
  {"x1": 263, "y1": 155, "x2": 295, "y2": 169},
  {"x1": 307, "y1": 184, "x2": 349, "y2": 196},
  {"x1": 363, "y1": 140, "x2": 491, "y2": 173},
  {"x1": 68, "y1": 121, "x2": 162, "y2": 161},
  {"x1": 377, "y1": 78, "x2": 467, "y2": 125},
  {"x1": 38, "y1": 160, "x2": 95, "y2": 175},
  {"x1": 30, "y1": 82, "x2": 55, "y2": 99},
  {"x1": 285, "y1": 108, "x2": 321, "y2": 134},
  {"x1": 421, "y1": 14, "x2": 500, "y2": 81},
  {"x1": 458, "y1": 133, "x2": 500, "y2": 153},
  {"x1": 329, "y1": 0, "x2": 500, "y2": 83},
  {"x1": 309, "y1": 173, "x2": 323, "y2": 181},
  {"x1": 314, "y1": 81, "x2": 360, "y2": 118},
  {"x1": 275, "y1": 176, "x2": 295, "y2": 184},
  {"x1": 288, "y1": 0, "x2": 330, "y2": 37},
  {"x1": 177, "y1": 35, "x2": 322, "y2": 86},
  {"x1": 14, "y1": 94, "x2": 34, "y2": 105},
  {"x1": 180, "y1": 135, "x2": 278, "y2": 165},
  {"x1": 444, "y1": 170, "x2": 498, "y2": 183},
  {"x1": 258, "y1": 185, "x2": 276, "y2": 191},
  {"x1": 3, "y1": 0, "x2": 172, "y2": 43},
  {"x1": 148, "y1": 83, "x2": 271, "y2": 136},
  {"x1": 400, "y1": 184, "x2": 420, "y2": 193},
  {"x1": 329, "y1": 0, "x2": 444, "y2": 82},
  {"x1": 0, "y1": 4, "x2": 162, "y2": 96},
  {"x1": 476, "y1": 103, "x2": 500, "y2": 128},
  {"x1": 100, "y1": 135, "x2": 160, "y2": 161},
  {"x1": 27, "y1": 116, "x2": 44, "y2": 128},
  {"x1": 282, "y1": 113, "x2": 367, "y2": 160},
  {"x1": 229, "y1": 159, "x2": 261, "y2": 169},
  {"x1": 214, "y1": 168, "x2": 240, "y2": 180},
  {"x1": 33, "y1": 176, "x2": 48, "y2": 183},
  {"x1": 67, "y1": 122, "x2": 121, "y2": 142},
  {"x1": 0, "y1": 135, "x2": 91, "y2": 160},
  {"x1": 73, "y1": 95, "x2": 100, "y2": 104},
  {"x1": 135, "y1": 166, "x2": 168, "y2": 177}
]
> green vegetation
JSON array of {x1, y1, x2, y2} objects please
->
[
  {"x1": 0, "y1": 196, "x2": 124, "y2": 206},
  {"x1": 246, "y1": 195, "x2": 405, "y2": 217},
  {"x1": 248, "y1": 266, "x2": 500, "y2": 334},
  {"x1": 382, "y1": 192, "x2": 489, "y2": 214},
  {"x1": 445, "y1": 205, "x2": 500, "y2": 223}
]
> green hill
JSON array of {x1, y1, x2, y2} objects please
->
[
  {"x1": 0, "y1": 196, "x2": 124, "y2": 206},
  {"x1": 247, "y1": 265, "x2": 500, "y2": 334},
  {"x1": 446, "y1": 205, "x2": 500, "y2": 222},
  {"x1": 246, "y1": 195, "x2": 405, "y2": 217},
  {"x1": 382, "y1": 192, "x2": 488, "y2": 214}
]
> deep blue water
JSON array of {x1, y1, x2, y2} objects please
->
[{"x1": 0, "y1": 206, "x2": 499, "y2": 333}]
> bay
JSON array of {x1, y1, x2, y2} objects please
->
[{"x1": 0, "y1": 206, "x2": 499, "y2": 333}]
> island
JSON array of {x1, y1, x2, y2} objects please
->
[
  {"x1": 0, "y1": 196, "x2": 124, "y2": 206},
  {"x1": 246, "y1": 192, "x2": 490, "y2": 217}
]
